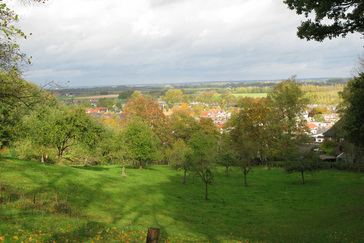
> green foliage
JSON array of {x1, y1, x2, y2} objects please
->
[
  {"x1": 170, "y1": 109, "x2": 199, "y2": 142},
  {"x1": 0, "y1": 72, "x2": 53, "y2": 148},
  {"x1": 320, "y1": 140, "x2": 339, "y2": 157},
  {"x1": 21, "y1": 104, "x2": 104, "y2": 162},
  {"x1": 284, "y1": 150, "x2": 322, "y2": 184},
  {"x1": 284, "y1": 0, "x2": 364, "y2": 41},
  {"x1": 163, "y1": 89, "x2": 184, "y2": 104},
  {"x1": 215, "y1": 137, "x2": 239, "y2": 177},
  {"x1": 169, "y1": 139, "x2": 193, "y2": 184},
  {"x1": 340, "y1": 73, "x2": 364, "y2": 149},
  {"x1": 123, "y1": 117, "x2": 159, "y2": 169},
  {"x1": 268, "y1": 76, "x2": 307, "y2": 135},
  {"x1": 313, "y1": 114, "x2": 325, "y2": 122},
  {"x1": 118, "y1": 90, "x2": 134, "y2": 99},
  {"x1": 188, "y1": 131, "x2": 217, "y2": 200},
  {"x1": 130, "y1": 90, "x2": 142, "y2": 99},
  {"x1": 0, "y1": 2, "x2": 31, "y2": 72}
]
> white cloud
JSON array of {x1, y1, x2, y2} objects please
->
[{"x1": 11, "y1": 0, "x2": 363, "y2": 86}]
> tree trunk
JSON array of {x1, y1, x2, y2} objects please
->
[
  {"x1": 226, "y1": 166, "x2": 229, "y2": 177},
  {"x1": 139, "y1": 160, "x2": 143, "y2": 169},
  {"x1": 244, "y1": 168, "x2": 248, "y2": 187},
  {"x1": 183, "y1": 170, "x2": 187, "y2": 184},
  {"x1": 205, "y1": 182, "x2": 209, "y2": 200},
  {"x1": 58, "y1": 147, "x2": 63, "y2": 161},
  {"x1": 301, "y1": 171, "x2": 305, "y2": 184}
]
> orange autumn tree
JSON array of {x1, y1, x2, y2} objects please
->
[{"x1": 123, "y1": 97, "x2": 173, "y2": 156}]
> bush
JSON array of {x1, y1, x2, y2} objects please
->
[
  {"x1": 322, "y1": 162, "x2": 364, "y2": 172},
  {"x1": 320, "y1": 140, "x2": 339, "y2": 156}
]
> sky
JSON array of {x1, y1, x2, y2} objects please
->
[{"x1": 11, "y1": 0, "x2": 364, "y2": 87}]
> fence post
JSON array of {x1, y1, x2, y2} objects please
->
[{"x1": 146, "y1": 227, "x2": 160, "y2": 243}]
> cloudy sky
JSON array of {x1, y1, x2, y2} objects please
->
[{"x1": 12, "y1": 0, "x2": 364, "y2": 87}]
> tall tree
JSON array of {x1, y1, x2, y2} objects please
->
[
  {"x1": 123, "y1": 117, "x2": 159, "y2": 169},
  {"x1": 163, "y1": 89, "x2": 184, "y2": 104},
  {"x1": 340, "y1": 73, "x2": 364, "y2": 149},
  {"x1": 284, "y1": 0, "x2": 364, "y2": 41},
  {"x1": 169, "y1": 139, "x2": 193, "y2": 184},
  {"x1": 0, "y1": 73, "x2": 52, "y2": 148},
  {"x1": 215, "y1": 133, "x2": 239, "y2": 177},
  {"x1": 170, "y1": 108, "x2": 199, "y2": 142},
  {"x1": 188, "y1": 131, "x2": 217, "y2": 200},
  {"x1": 268, "y1": 76, "x2": 308, "y2": 142},
  {"x1": 123, "y1": 96, "x2": 172, "y2": 150}
]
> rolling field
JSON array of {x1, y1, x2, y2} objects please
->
[
  {"x1": 233, "y1": 93, "x2": 268, "y2": 98},
  {"x1": 0, "y1": 158, "x2": 363, "y2": 242}
]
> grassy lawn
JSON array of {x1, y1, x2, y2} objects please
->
[{"x1": 0, "y1": 157, "x2": 363, "y2": 242}]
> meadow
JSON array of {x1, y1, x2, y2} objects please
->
[{"x1": 0, "y1": 157, "x2": 363, "y2": 242}]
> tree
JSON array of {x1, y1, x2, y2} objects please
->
[
  {"x1": 23, "y1": 104, "x2": 104, "y2": 162},
  {"x1": 340, "y1": 73, "x2": 364, "y2": 149},
  {"x1": 118, "y1": 90, "x2": 134, "y2": 99},
  {"x1": 284, "y1": 150, "x2": 321, "y2": 184},
  {"x1": 215, "y1": 133, "x2": 239, "y2": 177},
  {"x1": 123, "y1": 96, "x2": 172, "y2": 149},
  {"x1": 284, "y1": 0, "x2": 364, "y2": 41},
  {"x1": 130, "y1": 90, "x2": 142, "y2": 99},
  {"x1": 169, "y1": 139, "x2": 193, "y2": 184},
  {"x1": 163, "y1": 89, "x2": 184, "y2": 104},
  {"x1": 198, "y1": 117, "x2": 221, "y2": 140},
  {"x1": 123, "y1": 118, "x2": 159, "y2": 169},
  {"x1": 188, "y1": 131, "x2": 217, "y2": 200},
  {"x1": 268, "y1": 77, "x2": 309, "y2": 147},
  {"x1": 170, "y1": 108, "x2": 199, "y2": 142},
  {"x1": 0, "y1": 73, "x2": 53, "y2": 148}
]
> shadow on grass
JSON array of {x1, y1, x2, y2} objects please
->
[{"x1": 71, "y1": 166, "x2": 110, "y2": 171}]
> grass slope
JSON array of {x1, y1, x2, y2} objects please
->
[{"x1": 0, "y1": 157, "x2": 363, "y2": 242}]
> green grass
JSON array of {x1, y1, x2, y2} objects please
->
[
  {"x1": 0, "y1": 157, "x2": 363, "y2": 242},
  {"x1": 233, "y1": 93, "x2": 268, "y2": 98}
]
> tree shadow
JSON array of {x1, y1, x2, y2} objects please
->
[{"x1": 71, "y1": 166, "x2": 110, "y2": 171}]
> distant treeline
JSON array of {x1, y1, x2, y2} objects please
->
[{"x1": 52, "y1": 78, "x2": 350, "y2": 97}]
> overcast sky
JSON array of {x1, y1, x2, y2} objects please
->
[{"x1": 12, "y1": 0, "x2": 364, "y2": 87}]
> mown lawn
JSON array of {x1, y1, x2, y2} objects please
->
[{"x1": 0, "y1": 157, "x2": 363, "y2": 242}]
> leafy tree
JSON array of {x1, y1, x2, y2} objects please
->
[
  {"x1": 130, "y1": 90, "x2": 142, "y2": 99},
  {"x1": 163, "y1": 89, "x2": 184, "y2": 104},
  {"x1": 215, "y1": 133, "x2": 239, "y2": 177},
  {"x1": 188, "y1": 131, "x2": 217, "y2": 200},
  {"x1": 23, "y1": 105, "x2": 103, "y2": 162},
  {"x1": 96, "y1": 98, "x2": 115, "y2": 109},
  {"x1": 313, "y1": 114, "x2": 325, "y2": 122},
  {"x1": 123, "y1": 96, "x2": 172, "y2": 151},
  {"x1": 170, "y1": 108, "x2": 199, "y2": 142},
  {"x1": 0, "y1": 73, "x2": 53, "y2": 148},
  {"x1": 284, "y1": 150, "x2": 321, "y2": 184},
  {"x1": 191, "y1": 103, "x2": 205, "y2": 117},
  {"x1": 123, "y1": 117, "x2": 159, "y2": 169},
  {"x1": 268, "y1": 77, "x2": 309, "y2": 152},
  {"x1": 284, "y1": 0, "x2": 364, "y2": 41},
  {"x1": 118, "y1": 90, "x2": 134, "y2": 99},
  {"x1": 169, "y1": 139, "x2": 193, "y2": 184},
  {"x1": 220, "y1": 91, "x2": 236, "y2": 105},
  {"x1": 340, "y1": 73, "x2": 364, "y2": 149},
  {"x1": 198, "y1": 117, "x2": 221, "y2": 140}
]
